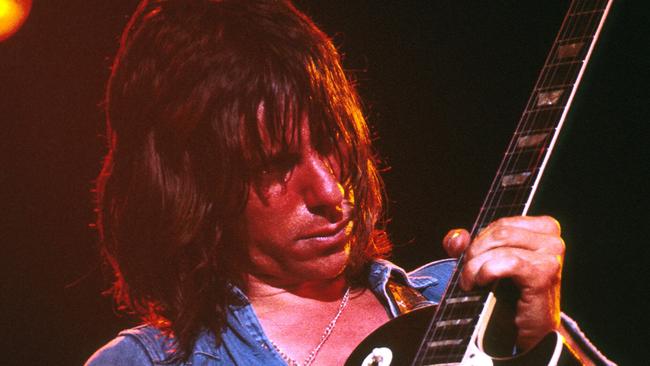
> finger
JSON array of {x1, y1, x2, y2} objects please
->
[
  {"x1": 443, "y1": 229, "x2": 471, "y2": 257},
  {"x1": 460, "y1": 247, "x2": 562, "y2": 291},
  {"x1": 488, "y1": 215, "x2": 561, "y2": 236},
  {"x1": 467, "y1": 225, "x2": 565, "y2": 259}
]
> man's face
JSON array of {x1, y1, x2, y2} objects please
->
[{"x1": 239, "y1": 121, "x2": 354, "y2": 286}]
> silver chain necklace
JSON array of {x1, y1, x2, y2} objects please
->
[{"x1": 270, "y1": 287, "x2": 351, "y2": 366}]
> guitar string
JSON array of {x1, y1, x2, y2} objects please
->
[
  {"x1": 495, "y1": 0, "x2": 603, "y2": 220},
  {"x1": 491, "y1": 0, "x2": 591, "y2": 223},
  {"x1": 419, "y1": 2, "x2": 612, "y2": 362},
  {"x1": 417, "y1": 1, "x2": 609, "y2": 363},
  {"x1": 480, "y1": 0, "x2": 605, "y2": 272},
  {"x1": 489, "y1": 0, "x2": 586, "y2": 214},
  {"x1": 419, "y1": 2, "x2": 586, "y2": 361}
]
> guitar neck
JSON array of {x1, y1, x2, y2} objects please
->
[{"x1": 413, "y1": 1, "x2": 613, "y2": 365}]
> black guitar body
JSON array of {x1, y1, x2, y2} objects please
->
[
  {"x1": 345, "y1": 305, "x2": 435, "y2": 366},
  {"x1": 345, "y1": 305, "x2": 581, "y2": 366}
]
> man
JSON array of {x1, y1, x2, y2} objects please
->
[{"x1": 86, "y1": 0, "x2": 610, "y2": 365}]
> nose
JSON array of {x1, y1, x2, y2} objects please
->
[{"x1": 300, "y1": 153, "x2": 345, "y2": 222}]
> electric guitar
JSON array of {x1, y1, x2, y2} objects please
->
[{"x1": 346, "y1": 1, "x2": 613, "y2": 365}]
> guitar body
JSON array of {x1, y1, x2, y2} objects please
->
[{"x1": 345, "y1": 305, "x2": 581, "y2": 366}]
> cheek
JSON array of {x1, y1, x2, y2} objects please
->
[
  {"x1": 243, "y1": 189, "x2": 298, "y2": 242},
  {"x1": 242, "y1": 198, "x2": 273, "y2": 240}
]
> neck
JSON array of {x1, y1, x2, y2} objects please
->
[{"x1": 245, "y1": 273, "x2": 348, "y2": 306}]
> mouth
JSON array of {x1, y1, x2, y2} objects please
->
[{"x1": 297, "y1": 220, "x2": 352, "y2": 248}]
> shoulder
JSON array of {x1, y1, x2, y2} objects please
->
[
  {"x1": 84, "y1": 325, "x2": 176, "y2": 366},
  {"x1": 85, "y1": 333, "x2": 152, "y2": 366}
]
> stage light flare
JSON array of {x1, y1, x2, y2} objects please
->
[{"x1": 0, "y1": 0, "x2": 32, "y2": 42}]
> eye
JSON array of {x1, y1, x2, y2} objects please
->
[
  {"x1": 319, "y1": 142, "x2": 350, "y2": 183},
  {"x1": 257, "y1": 152, "x2": 299, "y2": 186}
]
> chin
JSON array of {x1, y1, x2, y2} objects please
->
[{"x1": 297, "y1": 248, "x2": 349, "y2": 280}]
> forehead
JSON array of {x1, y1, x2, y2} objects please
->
[{"x1": 253, "y1": 102, "x2": 341, "y2": 155}]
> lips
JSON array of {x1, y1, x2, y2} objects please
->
[
  {"x1": 298, "y1": 220, "x2": 351, "y2": 241},
  {"x1": 291, "y1": 220, "x2": 353, "y2": 260}
]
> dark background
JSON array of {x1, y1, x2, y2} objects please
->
[{"x1": 2, "y1": 1, "x2": 647, "y2": 365}]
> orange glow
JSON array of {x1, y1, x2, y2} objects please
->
[{"x1": 0, "y1": 0, "x2": 31, "y2": 42}]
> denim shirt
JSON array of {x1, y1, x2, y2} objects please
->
[{"x1": 85, "y1": 259, "x2": 609, "y2": 365}]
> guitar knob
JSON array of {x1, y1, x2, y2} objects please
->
[{"x1": 361, "y1": 347, "x2": 393, "y2": 366}]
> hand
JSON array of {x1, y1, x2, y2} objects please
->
[{"x1": 442, "y1": 215, "x2": 564, "y2": 350}]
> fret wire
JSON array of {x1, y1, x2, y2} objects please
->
[
  {"x1": 492, "y1": 186, "x2": 533, "y2": 198},
  {"x1": 538, "y1": 10, "x2": 582, "y2": 108},
  {"x1": 546, "y1": 64, "x2": 582, "y2": 79},
  {"x1": 521, "y1": 108, "x2": 563, "y2": 123},
  {"x1": 488, "y1": 185, "x2": 532, "y2": 193},
  {"x1": 546, "y1": 59, "x2": 583, "y2": 68},
  {"x1": 480, "y1": 203, "x2": 527, "y2": 211},
  {"x1": 437, "y1": 308, "x2": 482, "y2": 319},
  {"x1": 488, "y1": 188, "x2": 531, "y2": 199},
  {"x1": 477, "y1": 155, "x2": 539, "y2": 223},
  {"x1": 423, "y1": 349, "x2": 468, "y2": 360},
  {"x1": 575, "y1": 0, "x2": 609, "y2": 13},
  {"x1": 423, "y1": 350, "x2": 469, "y2": 362},
  {"x1": 501, "y1": 159, "x2": 543, "y2": 172},
  {"x1": 504, "y1": 145, "x2": 547, "y2": 157},
  {"x1": 489, "y1": 187, "x2": 533, "y2": 211},
  {"x1": 534, "y1": 65, "x2": 577, "y2": 92},
  {"x1": 564, "y1": 1, "x2": 588, "y2": 40},
  {"x1": 526, "y1": 104, "x2": 568, "y2": 114},
  {"x1": 513, "y1": 127, "x2": 556, "y2": 135},
  {"x1": 563, "y1": 1, "x2": 586, "y2": 45},
  {"x1": 504, "y1": 146, "x2": 546, "y2": 155},
  {"x1": 503, "y1": 146, "x2": 546, "y2": 159},
  {"x1": 556, "y1": 35, "x2": 594, "y2": 44},
  {"x1": 536, "y1": 82, "x2": 575, "y2": 91},
  {"x1": 560, "y1": 0, "x2": 596, "y2": 49},
  {"x1": 524, "y1": 114, "x2": 562, "y2": 129},
  {"x1": 569, "y1": 9, "x2": 605, "y2": 17},
  {"x1": 523, "y1": 106, "x2": 564, "y2": 113},
  {"x1": 428, "y1": 325, "x2": 474, "y2": 339},
  {"x1": 501, "y1": 158, "x2": 544, "y2": 176},
  {"x1": 538, "y1": 78, "x2": 578, "y2": 91},
  {"x1": 478, "y1": 209, "x2": 527, "y2": 222},
  {"x1": 423, "y1": 281, "x2": 489, "y2": 349},
  {"x1": 486, "y1": 1, "x2": 580, "y2": 214},
  {"x1": 538, "y1": 64, "x2": 582, "y2": 89},
  {"x1": 474, "y1": 96, "x2": 554, "y2": 212},
  {"x1": 572, "y1": 0, "x2": 608, "y2": 12},
  {"x1": 561, "y1": 12, "x2": 602, "y2": 40}
]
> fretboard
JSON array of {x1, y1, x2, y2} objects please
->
[{"x1": 413, "y1": 1, "x2": 613, "y2": 365}]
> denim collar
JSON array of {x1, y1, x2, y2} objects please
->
[{"x1": 144, "y1": 259, "x2": 446, "y2": 362}]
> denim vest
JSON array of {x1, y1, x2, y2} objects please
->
[{"x1": 85, "y1": 259, "x2": 608, "y2": 365}]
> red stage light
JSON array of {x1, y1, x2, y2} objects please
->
[{"x1": 0, "y1": 0, "x2": 32, "y2": 42}]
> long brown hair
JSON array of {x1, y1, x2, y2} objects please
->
[{"x1": 96, "y1": 0, "x2": 390, "y2": 359}]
